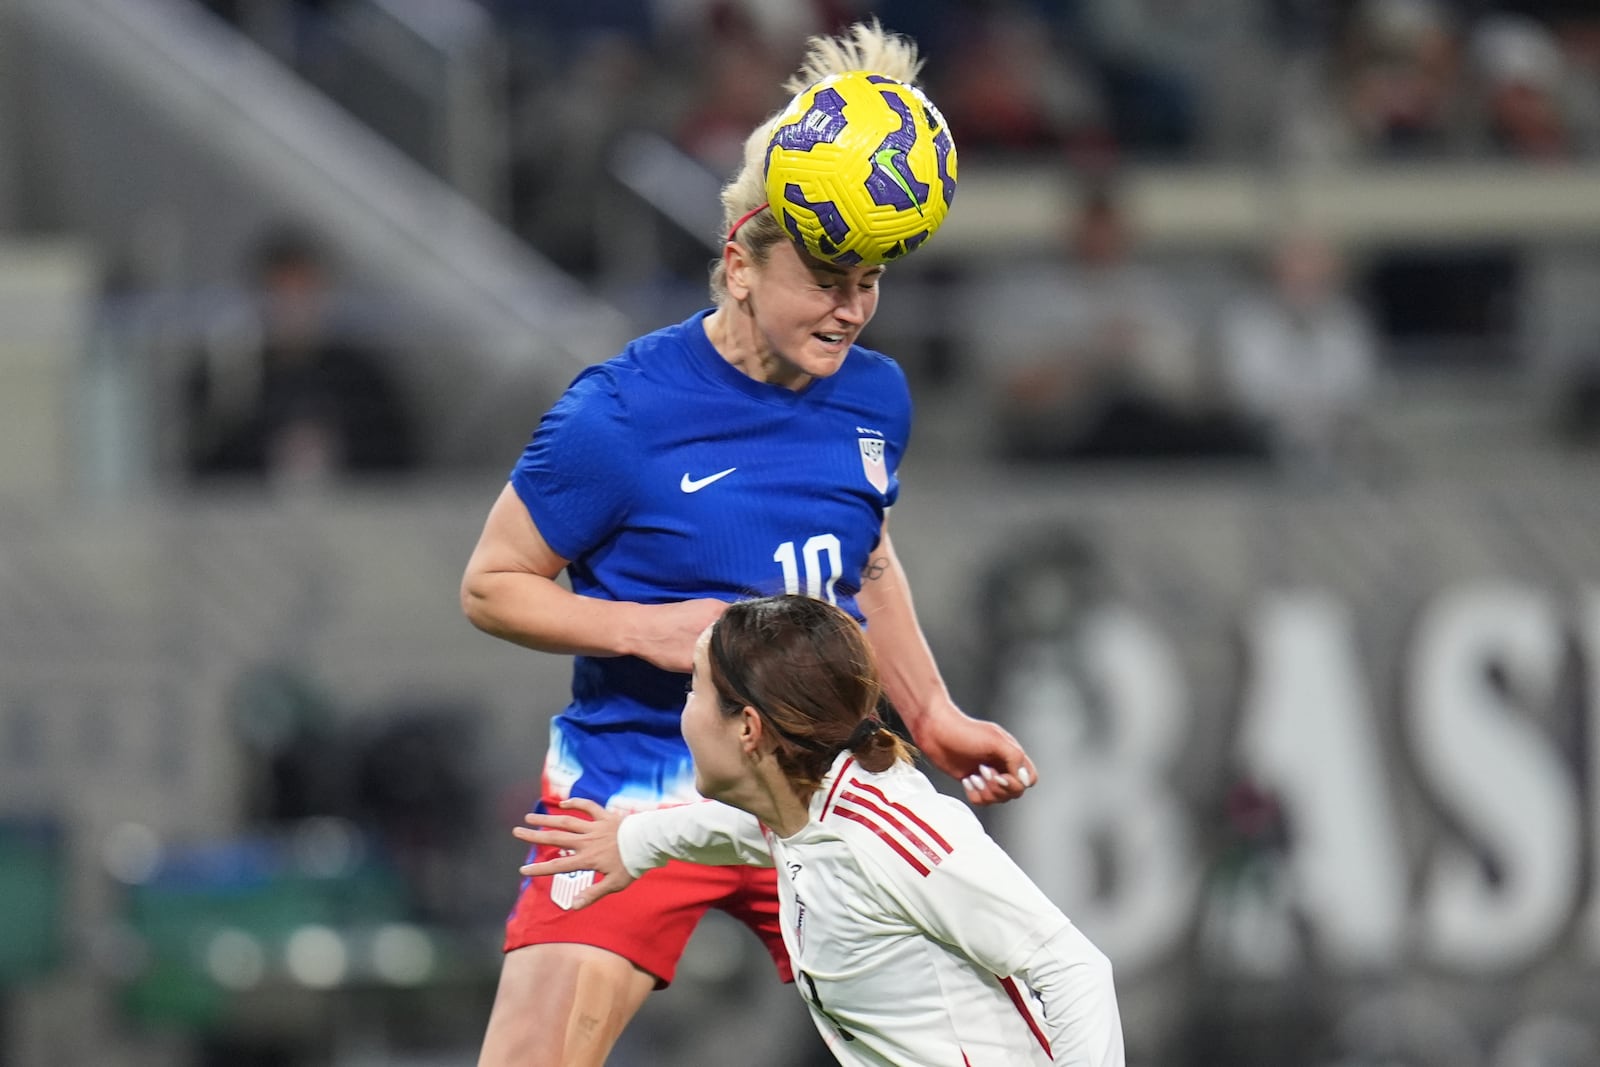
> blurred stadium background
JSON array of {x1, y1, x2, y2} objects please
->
[{"x1": 3, "y1": 1, "x2": 1600, "y2": 1065}]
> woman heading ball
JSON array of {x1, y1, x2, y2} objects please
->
[{"x1": 461, "y1": 20, "x2": 1039, "y2": 1067}]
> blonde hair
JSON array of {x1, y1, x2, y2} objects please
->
[{"x1": 709, "y1": 20, "x2": 927, "y2": 302}]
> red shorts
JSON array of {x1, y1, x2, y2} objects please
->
[{"x1": 505, "y1": 833, "x2": 792, "y2": 989}]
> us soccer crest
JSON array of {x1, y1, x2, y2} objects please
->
[
  {"x1": 550, "y1": 859, "x2": 594, "y2": 911},
  {"x1": 859, "y1": 436, "x2": 889, "y2": 494}
]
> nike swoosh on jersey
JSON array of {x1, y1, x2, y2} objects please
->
[{"x1": 680, "y1": 467, "x2": 737, "y2": 493}]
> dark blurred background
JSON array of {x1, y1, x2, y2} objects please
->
[{"x1": 3, "y1": 1, "x2": 1600, "y2": 1065}]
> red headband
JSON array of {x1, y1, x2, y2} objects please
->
[{"x1": 727, "y1": 202, "x2": 770, "y2": 243}]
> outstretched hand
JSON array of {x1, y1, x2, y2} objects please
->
[
  {"x1": 913, "y1": 710, "x2": 1038, "y2": 806},
  {"x1": 512, "y1": 798, "x2": 634, "y2": 910}
]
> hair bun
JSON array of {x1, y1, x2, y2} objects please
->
[{"x1": 845, "y1": 715, "x2": 885, "y2": 751}]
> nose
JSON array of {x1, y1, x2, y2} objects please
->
[{"x1": 833, "y1": 285, "x2": 868, "y2": 325}]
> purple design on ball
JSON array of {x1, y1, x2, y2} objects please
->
[
  {"x1": 863, "y1": 92, "x2": 930, "y2": 214},
  {"x1": 901, "y1": 230, "x2": 931, "y2": 257},
  {"x1": 782, "y1": 182, "x2": 852, "y2": 246},
  {"x1": 931, "y1": 126, "x2": 956, "y2": 208},
  {"x1": 769, "y1": 88, "x2": 849, "y2": 156}
]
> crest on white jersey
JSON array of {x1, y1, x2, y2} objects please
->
[
  {"x1": 859, "y1": 437, "x2": 888, "y2": 494},
  {"x1": 551, "y1": 864, "x2": 595, "y2": 911}
]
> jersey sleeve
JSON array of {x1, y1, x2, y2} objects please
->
[
  {"x1": 860, "y1": 805, "x2": 1126, "y2": 1063},
  {"x1": 616, "y1": 801, "x2": 775, "y2": 876},
  {"x1": 509, "y1": 365, "x2": 637, "y2": 562},
  {"x1": 1011, "y1": 926, "x2": 1125, "y2": 1066},
  {"x1": 882, "y1": 356, "x2": 913, "y2": 510},
  {"x1": 860, "y1": 796, "x2": 1073, "y2": 979}
]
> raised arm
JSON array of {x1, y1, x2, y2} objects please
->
[
  {"x1": 855, "y1": 519, "x2": 1037, "y2": 804},
  {"x1": 460, "y1": 483, "x2": 725, "y2": 673}
]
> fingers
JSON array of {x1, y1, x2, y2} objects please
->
[
  {"x1": 518, "y1": 799, "x2": 612, "y2": 835},
  {"x1": 520, "y1": 811, "x2": 591, "y2": 833},
  {"x1": 961, "y1": 767, "x2": 1012, "y2": 806},
  {"x1": 573, "y1": 875, "x2": 629, "y2": 910},
  {"x1": 514, "y1": 801, "x2": 618, "y2": 872},
  {"x1": 520, "y1": 853, "x2": 591, "y2": 877},
  {"x1": 557, "y1": 797, "x2": 608, "y2": 819},
  {"x1": 960, "y1": 758, "x2": 1039, "y2": 807},
  {"x1": 514, "y1": 864, "x2": 634, "y2": 909},
  {"x1": 513, "y1": 826, "x2": 585, "y2": 850}
]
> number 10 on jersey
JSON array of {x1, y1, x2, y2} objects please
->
[{"x1": 774, "y1": 535, "x2": 842, "y2": 605}]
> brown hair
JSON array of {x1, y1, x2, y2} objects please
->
[
  {"x1": 709, "y1": 20, "x2": 927, "y2": 302},
  {"x1": 706, "y1": 594, "x2": 915, "y2": 799}
]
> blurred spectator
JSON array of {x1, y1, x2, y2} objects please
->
[
  {"x1": 1278, "y1": 0, "x2": 1473, "y2": 163},
  {"x1": 1215, "y1": 231, "x2": 1378, "y2": 475},
  {"x1": 1470, "y1": 13, "x2": 1598, "y2": 159},
  {"x1": 488, "y1": 0, "x2": 655, "y2": 44},
  {"x1": 183, "y1": 225, "x2": 420, "y2": 485},
  {"x1": 926, "y1": 6, "x2": 1111, "y2": 160},
  {"x1": 650, "y1": 0, "x2": 826, "y2": 56},
  {"x1": 670, "y1": 21, "x2": 792, "y2": 177},
  {"x1": 1342, "y1": 0, "x2": 1474, "y2": 158},
  {"x1": 674, "y1": 54, "x2": 787, "y2": 179},
  {"x1": 1196, "y1": 776, "x2": 1301, "y2": 976},
  {"x1": 1073, "y1": 0, "x2": 1269, "y2": 160},
  {"x1": 970, "y1": 183, "x2": 1256, "y2": 461},
  {"x1": 505, "y1": 30, "x2": 658, "y2": 275},
  {"x1": 1554, "y1": 11, "x2": 1600, "y2": 150}
]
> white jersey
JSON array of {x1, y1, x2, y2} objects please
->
[{"x1": 618, "y1": 753, "x2": 1125, "y2": 1067}]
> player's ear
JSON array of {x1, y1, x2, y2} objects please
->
[
  {"x1": 739, "y1": 706, "x2": 764, "y2": 756},
  {"x1": 724, "y1": 241, "x2": 754, "y2": 302}
]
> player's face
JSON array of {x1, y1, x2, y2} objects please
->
[
  {"x1": 742, "y1": 240, "x2": 883, "y2": 387},
  {"x1": 682, "y1": 627, "x2": 749, "y2": 802}
]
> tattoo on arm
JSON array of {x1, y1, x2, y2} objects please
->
[{"x1": 863, "y1": 555, "x2": 888, "y2": 582}]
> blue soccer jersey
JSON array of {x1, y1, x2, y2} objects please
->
[{"x1": 510, "y1": 309, "x2": 912, "y2": 811}]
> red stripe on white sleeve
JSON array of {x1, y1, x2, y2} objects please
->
[
  {"x1": 839, "y1": 790, "x2": 947, "y2": 869},
  {"x1": 818, "y1": 758, "x2": 856, "y2": 820},
  {"x1": 848, "y1": 781, "x2": 954, "y2": 853},
  {"x1": 999, "y1": 975, "x2": 1052, "y2": 1057},
  {"x1": 833, "y1": 806, "x2": 931, "y2": 876}
]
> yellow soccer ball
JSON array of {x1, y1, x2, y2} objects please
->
[{"x1": 764, "y1": 70, "x2": 958, "y2": 266}]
